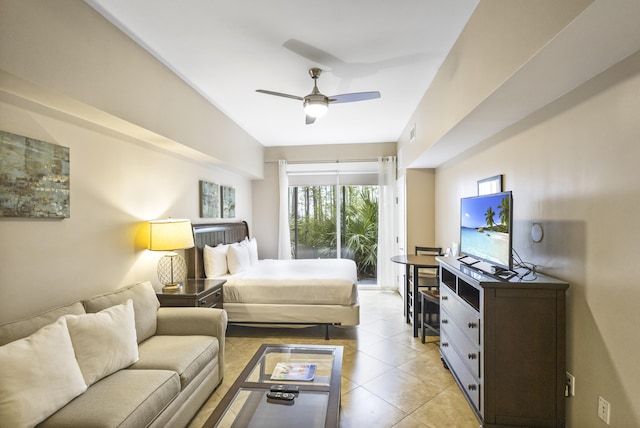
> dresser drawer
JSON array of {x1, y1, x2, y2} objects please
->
[
  {"x1": 441, "y1": 331, "x2": 480, "y2": 411},
  {"x1": 440, "y1": 286, "x2": 480, "y2": 345},
  {"x1": 441, "y1": 306, "x2": 481, "y2": 379}
]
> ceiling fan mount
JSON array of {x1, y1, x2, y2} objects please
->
[
  {"x1": 308, "y1": 67, "x2": 323, "y2": 80},
  {"x1": 256, "y1": 68, "x2": 381, "y2": 124}
]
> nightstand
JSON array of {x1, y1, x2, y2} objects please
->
[{"x1": 156, "y1": 278, "x2": 225, "y2": 308}]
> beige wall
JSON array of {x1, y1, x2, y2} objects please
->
[
  {"x1": 0, "y1": 0, "x2": 258, "y2": 323},
  {"x1": 404, "y1": 169, "x2": 436, "y2": 254},
  {"x1": 435, "y1": 51, "x2": 640, "y2": 426},
  {"x1": 399, "y1": 0, "x2": 593, "y2": 166},
  {"x1": 251, "y1": 162, "x2": 280, "y2": 260},
  {"x1": 0, "y1": 99, "x2": 252, "y2": 324},
  {"x1": 397, "y1": 0, "x2": 593, "y2": 267}
]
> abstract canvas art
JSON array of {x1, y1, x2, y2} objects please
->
[
  {"x1": 0, "y1": 130, "x2": 70, "y2": 218},
  {"x1": 221, "y1": 186, "x2": 236, "y2": 218},
  {"x1": 199, "y1": 180, "x2": 220, "y2": 218}
]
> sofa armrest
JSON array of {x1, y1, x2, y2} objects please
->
[
  {"x1": 156, "y1": 307, "x2": 227, "y2": 382},
  {"x1": 156, "y1": 307, "x2": 227, "y2": 338}
]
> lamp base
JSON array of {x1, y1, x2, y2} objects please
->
[
  {"x1": 162, "y1": 283, "x2": 182, "y2": 292},
  {"x1": 157, "y1": 253, "x2": 187, "y2": 290}
]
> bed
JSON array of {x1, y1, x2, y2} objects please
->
[{"x1": 185, "y1": 222, "x2": 360, "y2": 339}]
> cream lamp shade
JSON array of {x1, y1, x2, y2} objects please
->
[
  {"x1": 148, "y1": 219, "x2": 194, "y2": 290},
  {"x1": 148, "y1": 219, "x2": 195, "y2": 251}
]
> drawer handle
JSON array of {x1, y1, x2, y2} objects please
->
[
  {"x1": 468, "y1": 322, "x2": 478, "y2": 329},
  {"x1": 214, "y1": 290, "x2": 222, "y2": 296},
  {"x1": 467, "y1": 353, "x2": 477, "y2": 360},
  {"x1": 441, "y1": 296, "x2": 448, "y2": 301},
  {"x1": 442, "y1": 342, "x2": 449, "y2": 348},
  {"x1": 441, "y1": 319, "x2": 448, "y2": 324},
  {"x1": 198, "y1": 299, "x2": 207, "y2": 307},
  {"x1": 467, "y1": 384, "x2": 477, "y2": 391}
]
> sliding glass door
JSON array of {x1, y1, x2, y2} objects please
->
[{"x1": 289, "y1": 185, "x2": 378, "y2": 283}]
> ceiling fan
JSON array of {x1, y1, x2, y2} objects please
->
[{"x1": 256, "y1": 68, "x2": 381, "y2": 124}]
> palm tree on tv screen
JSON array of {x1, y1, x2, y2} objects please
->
[
  {"x1": 498, "y1": 195, "x2": 510, "y2": 229},
  {"x1": 484, "y1": 206, "x2": 496, "y2": 228}
]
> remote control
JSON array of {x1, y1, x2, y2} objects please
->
[
  {"x1": 270, "y1": 385, "x2": 299, "y2": 393},
  {"x1": 266, "y1": 392, "x2": 295, "y2": 401}
]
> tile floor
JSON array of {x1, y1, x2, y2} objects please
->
[{"x1": 188, "y1": 290, "x2": 479, "y2": 428}]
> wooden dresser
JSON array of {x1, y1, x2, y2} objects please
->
[{"x1": 437, "y1": 257, "x2": 569, "y2": 427}]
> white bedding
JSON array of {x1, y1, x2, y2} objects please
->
[{"x1": 221, "y1": 258, "x2": 358, "y2": 306}]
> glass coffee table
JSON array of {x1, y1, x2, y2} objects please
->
[{"x1": 204, "y1": 344, "x2": 343, "y2": 428}]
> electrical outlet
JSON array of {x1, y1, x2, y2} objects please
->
[
  {"x1": 598, "y1": 396, "x2": 610, "y2": 424},
  {"x1": 566, "y1": 372, "x2": 575, "y2": 397}
]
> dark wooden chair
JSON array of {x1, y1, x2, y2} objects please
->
[
  {"x1": 415, "y1": 246, "x2": 443, "y2": 342},
  {"x1": 419, "y1": 288, "x2": 440, "y2": 343},
  {"x1": 415, "y1": 246, "x2": 442, "y2": 289}
]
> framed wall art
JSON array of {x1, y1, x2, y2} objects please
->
[
  {"x1": 221, "y1": 186, "x2": 236, "y2": 218},
  {"x1": 477, "y1": 174, "x2": 503, "y2": 196},
  {"x1": 199, "y1": 180, "x2": 220, "y2": 218},
  {"x1": 0, "y1": 130, "x2": 70, "y2": 218}
]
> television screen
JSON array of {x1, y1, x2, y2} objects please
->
[{"x1": 460, "y1": 191, "x2": 513, "y2": 270}]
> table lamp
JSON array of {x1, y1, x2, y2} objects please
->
[{"x1": 148, "y1": 219, "x2": 195, "y2": 290}]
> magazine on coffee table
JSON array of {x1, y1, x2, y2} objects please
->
[{"x1": 270, "y1": 362, "x2": 317, "y2": 381}]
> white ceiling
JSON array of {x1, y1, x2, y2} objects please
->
[{"x1": 85, "y1": 0, "x2": 479, "y2": 147}]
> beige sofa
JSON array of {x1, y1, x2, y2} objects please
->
[{"x1": 0, "y1": 281, "x2": 227, "y2": 428}]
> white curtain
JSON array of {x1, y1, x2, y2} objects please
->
[
  {"x1": 277, "y1": 160, "x2": 292, "y2": 259},
  {"x1": 377, "y1": 156, "x2": 397, "y2": 290}
]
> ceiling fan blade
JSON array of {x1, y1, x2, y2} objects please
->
[
  {"x1": 305, "y1": 115, "x2": 316, "y2": 125},
  {"x1": 329, "y1": 91, "x2": 381, "y2": 104},
  {"x1": 256, "y1": 89, "x2": 303, "y2": 101}
]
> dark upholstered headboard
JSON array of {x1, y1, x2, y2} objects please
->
[{"x1": 186, "y1": 221, "x2": 249, "y2": 279}]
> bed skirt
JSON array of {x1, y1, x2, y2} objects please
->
[{"x1": 223, "y1": 302, "x2": 360, "y2": 327}]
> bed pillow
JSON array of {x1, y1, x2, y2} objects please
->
[
  {"x1": 0, "y1": 317, "x2": 87, "y2": 427},
  {"x1": 64, "y1": 299, "x2": 139, "y2": 386},
  {"x1": 227, "y1": 242, "x2": 251, "y2": 274},
  {"x1": 243, "y1": 237, "x2": 259, "y2": 265},
  {"x1": 204, "y1": 243, "x2": 229, "y2": 277}
]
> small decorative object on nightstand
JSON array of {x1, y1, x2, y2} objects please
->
[
  {"x1": 156, "y1": 278, "x2": 226, "y2": 308},
  {"x1": 148, "y1": 218, "x2": 195, "y2": 291}
]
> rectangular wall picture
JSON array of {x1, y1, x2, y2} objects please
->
[
  {"x1": 221, "y1": 186, "x2": 236, "y2": 218},
  {"x1": 0, "y1": 130, "x2": 70, "y2": 218},
  {"x1": 199, "y1": 180, "x2": 220, "y2": 218},
  {"x1": 477, "y1": 174, "x2": 503, "y2": 196}
]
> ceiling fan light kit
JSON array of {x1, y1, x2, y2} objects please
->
[
  {"x1": 256, "y1": 67, "x2": 380, "y2": 124},
  {"x1": 303, "y1": 98, "x2": 328, "y2": 118}
]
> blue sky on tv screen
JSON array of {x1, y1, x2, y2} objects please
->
[{"x1": 461, "y1": 193, "x2": 509, "y2": 229}]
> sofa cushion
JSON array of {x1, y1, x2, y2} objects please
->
[
  {"x1": 84, "y1": 281, "x2": 160, "y2": 343},
  {"x1": 0, "y1": 317, "x2": 87, "y2": 428},
  {"x1": 65, "y1": 299, "x2": 139, "y2": 386},
  {"x1": 0, "y1": 301, "x2": 86, "y2": 346},
  {"x1": 133, "y1": 335, "x2": 218, "y2": 388},
  {"x1": 38, "y1": 369, "x2": 180, "y2": 428}
]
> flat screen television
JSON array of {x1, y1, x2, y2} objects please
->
[{"x1": 459, "y1": 191, "x2": 513, "y2": 271}]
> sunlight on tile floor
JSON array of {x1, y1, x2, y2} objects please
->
[{"x1": 189, "y1": 290, "x2": 479, "y2": 428}]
